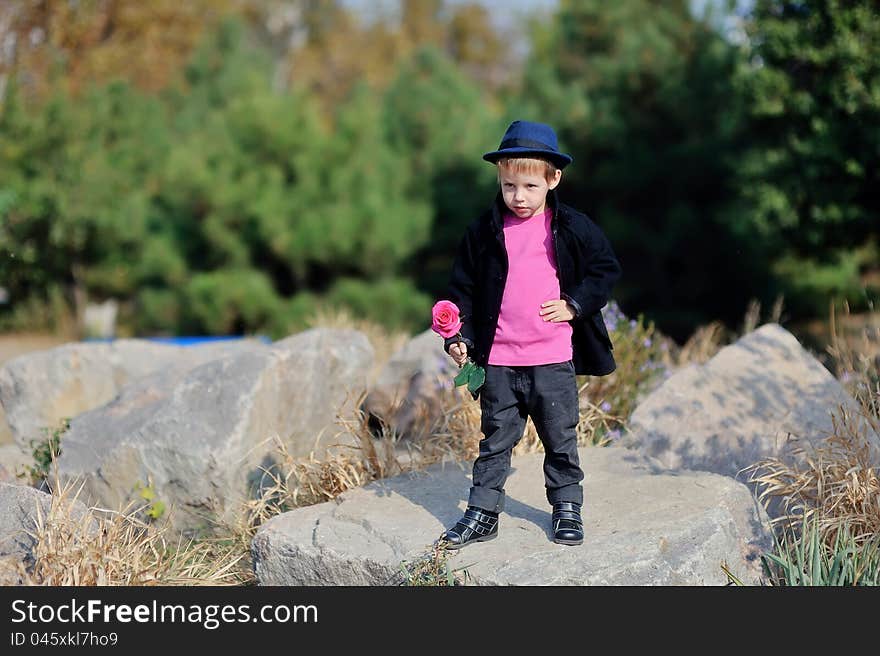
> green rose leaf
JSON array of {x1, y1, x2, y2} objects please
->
[
  {"x1": 467, "y1": 364, "x2": 486, "y2": 393},
  {"x1": 454, "y1": 361, "x2": 474, "y2": 387}
]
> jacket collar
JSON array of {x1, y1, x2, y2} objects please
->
[{"x1": 489, "y1": 188, "x2": 566, "y2": 235}]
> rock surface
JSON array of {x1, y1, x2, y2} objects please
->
[
  {"x1": 53, "y1": 329, "x2": 373, "y2": 533},
  {"x1": 252, "y1": 446, "x2": 772, "y2": 586},
  {"x1": 621, "y1": 323, "x2": 876, "y2": 482},
  {"x1": 0, "y1": 338, "x2": 265, "y2": 450}
]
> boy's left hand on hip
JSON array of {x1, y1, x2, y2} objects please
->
[{"x1": 539, "y1": 300, "x2": 575, "y2": 322}]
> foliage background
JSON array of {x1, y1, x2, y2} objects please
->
[{"x1": 0, "y1": 0, "x2": 877, "y2": 345}]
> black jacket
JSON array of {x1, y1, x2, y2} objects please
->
[{"x1": 442, "y1": 188, "x2": 622, "y2": 393}]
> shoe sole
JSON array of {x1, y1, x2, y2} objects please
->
[
  {"x1": 553, "y1": 537, "x2": 584, "y2": 546},
  {"x1": 441, "y1": 532, "x2": 498, "y2": 550}
]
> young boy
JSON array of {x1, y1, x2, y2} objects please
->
[{"x1": 439, "y1": 120, "x2": 621, "y2": 548}]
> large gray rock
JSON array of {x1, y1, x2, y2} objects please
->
[
  {"x1": 620, "y1": 323, "x2": 878, "y2": 483},
  {"x1": 363, "y1": 328, "x2": 458, "y2": 438},
  {"x1": 53, "y1": 329, "x2": 373, "y2": 533},
  {"x1": 252, "y1": 447, "x2": 772, "y2": 585},
  {"x1": 0, "y1": 338, "x2": 265, "y2": 450}
]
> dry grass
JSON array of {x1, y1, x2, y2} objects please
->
[
  {"x1": 398, "y1": 539, "x2": 474, "y2": 586},
  {"x1": 743, "y1": 402, "x2": 880, "y2": 545},
  {"x1": 14, "y1": 465, "x2": 249, "y2": 586}
]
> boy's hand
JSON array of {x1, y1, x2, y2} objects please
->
[
  {"x1": 449, "y1": 342, "x2": 468, "y2": 367},
  {"x1": 540, "y1": 299, "x2": 576, "y2": 322}
]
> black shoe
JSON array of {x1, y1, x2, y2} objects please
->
[
  {"x1": 440, "y1": 506, "x2": 499, "y2": 549},
  {"x1": 552, "y1": 502, "x2": 584, "y2": 545}
]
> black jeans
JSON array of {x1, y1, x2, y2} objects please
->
[{"x1": 468, "y1": 359, "x2": 583, "y2": 513}]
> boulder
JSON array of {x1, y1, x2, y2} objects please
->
[
  {"x1": 252, "y1": 446, "x2": 772, "y2": 585},
  {"x1": 363, "y1": 328, "x2": 458, "y2": 438},
  {"x1": 0, "y1": 338, "x2": 266, "y2": 450},
  {"x1": 54, "y1": 329, "x2": 374, "y2": 533},
  {"x1": 620, "y1": 323, "x2": 878, "y2": 483}
]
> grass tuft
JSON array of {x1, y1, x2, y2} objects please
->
[
  {"x1": 398, "y1": 541, "x2": 474, "y2": 586},
  {"x1": 14, "y1": 455, "x2": 250, "y2": 586}
]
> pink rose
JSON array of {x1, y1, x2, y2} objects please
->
[{"x1": 431, "y1": 300, "x2": 463, "y2": 339}]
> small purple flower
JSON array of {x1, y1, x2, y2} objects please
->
[
  {"x1": 600, "y1": 401, "x2": 611, "y2": 413},
  {"x1": 643, "y1": 337, "x2": 652, "y2": 348},
  {"x1": 840, "y1": 371, "x2": 852, "y2": 383},
  {"x1": 607, "y1": 429, "x2": 621, "y2": 441},
  {"x1": 629, "y1": 319, "x2": 637, "y2": 330}
]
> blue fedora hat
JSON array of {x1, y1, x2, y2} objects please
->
[{"x1": 483, "y1": 120, "x2": 573, "y2": 169}]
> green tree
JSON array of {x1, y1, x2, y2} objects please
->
[
  {"x1": 0, "y1": 78, "x2": 167, "y2": 332},
  {"x1": 736, "y1": 0, "x2": 880, "y2": 315}
]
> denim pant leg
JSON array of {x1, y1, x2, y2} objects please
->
[
  {"x1": 468, "y1": 365, "x2": 527, "y2": 514},
  {"x1": 529, "y1": 360, "x2": 584, "y2": 506}
]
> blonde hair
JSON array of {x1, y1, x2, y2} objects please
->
[{"x1": 496, "y1": 156, "x2": 560, "y2": 184}]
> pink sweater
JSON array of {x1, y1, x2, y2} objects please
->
[{"x1": 487, "y1": 207, "x2": 573, "y2": 366}]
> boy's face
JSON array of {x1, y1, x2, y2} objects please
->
[{"x1": 499, "y1": 167, "x2": 562, "y2": 219}]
